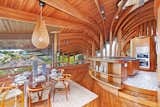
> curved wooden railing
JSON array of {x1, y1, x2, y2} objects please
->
[{"x1": 63, "y1": 63, "x2": 158, "y2": 107}]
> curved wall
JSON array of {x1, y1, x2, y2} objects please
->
[{"x1": 112, "y1": 1, "x2": 156, "y2": 56}]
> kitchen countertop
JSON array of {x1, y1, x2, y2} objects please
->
[{"x1": 123, "y1": 71, "x2": 158, "y2": 91}]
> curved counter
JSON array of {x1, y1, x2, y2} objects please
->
[
  {"x1": 88, "y1": 57, "x2": 158, "y2": 107},
  {"x1": 89, "y1": 69, "x2": 158, "y2": 107}
]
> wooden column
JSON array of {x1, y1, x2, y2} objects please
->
[
  {"x1": 143, "y1": 23, "x2": 147, "y2": 36},
  {"x1": 86, "y1": 50, "x2": 90, "y2": 58},
  {"x1": 136, "y1": 26, "x2": 140, "y2": 37},
  {"x1": 157, "y1": 7, "x2": 160, "y2": 107},
  {"x1": 120, "y1": 41, "x2": 125, "y2": 56},
  {"x1": 141, "y1": 24, "x2": 144, "y2": 36},
  {"x1": 117, "y1": 30, "x2": 123, "y2": 56},
  {"x1": 51, "y1": 35, "x2": 54, "y2": 67},
  {"x1": 100, "y1": 32, "x2": 104, "y2": 57},
  {"x1": 53, "y1": 33, "x2": 58, "y2": 67},
  {"x1": 155, "y1": 0, "x2": 160, "y2": 105},
  {"x1": 92, "y1": 41, "x2": 96, "y2": 57},
  {"x1": 68, "y1": 55, "x2": 70, "y2": 64},
  {"x1": 117, "y1": 41, "x2": 121, "y2": 56},
  {"x1": 73, "y1": 55, "x2": 75, "y2": 63},
  {"x1": 62, "y1": 53, "x2": 64, "y2": 63},
  {"x1": 109, "y1": 31, "x2": 113, "y2": 57},
  {"x1": 147, "y1": 21, "x2": 152, "y2": 36},
  {"x1": 153, "y1": 20, "x2": 157, "y2": 36},
  {"x1": 139, "y1": 25, "x2": 142, "y2": 36}
]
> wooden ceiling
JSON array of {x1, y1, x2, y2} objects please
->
[
  {"x1": 0, "y1": 0, "x2": 155, "y2": 55},
  {"x1": 0, "y1": 18, "x2": 60, "y2": 34},
  {"x1": 0, "y1": 0, "x2": 119, "y2": 55}
]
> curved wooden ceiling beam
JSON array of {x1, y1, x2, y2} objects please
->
[
  {"x1": 61, "y1": 48, "x2": 85, "y2": 54},
  {"x1": 113, "y1": 6, "x2": 133, "y2": 37},
  {"x1": 62, "y1": 50, "x2": 86, "y2": 56},
  {"x1": 59, "y1": 33, "x2": 93, "y2": 44},
  {"x1": 123, "y1": 14, "x2": 154, "y2": 33},
  {"x1": 123, "y1": 30, "x2": 137, "y2": 46},
  {"x1": 61, "y1": 45, "x2": 89, "y2": 51},
  {"x1": 122, "y1": 20, "x2": 156, "y2": 50},
  {"x1": 94, "y1": 0, "x2": 105, "y2": 37},
  {"x1": 110, "y1": 0, "x2": 128, "y2": 38},
  {"x1": 60, "y1": 37, "x2": 92, "y2": 47},
  {"x1": 123, "y1": 29, "x2": 137, "y2": 41},
  {"x1": 41, "y1": 0, "x2": 91, "y2": 24},
  {"x1": 121, "y1": 9, "x2": 154, "y2": 31},
  {"x1": 154, "y1": 0, "x2": 160, "y2": 17},
  {"x1": 0, "y1": 6, "x2": 99, "y2": 48},
  {"x1": 60, "y1": 38, "x2": 92, "y2": 48},
  {"x1": 123, "y1": 16, "x2": 154, "y2": 38},
  {"x1": 61, "y1": 46, "x2": 91, "y2": 53},
  {"x1": 62, "y1": 51, "x2": 82, "y2": 56},
  {"x1": 60, "y1": 45, "x2": 91, "y2": 55},
  {"x1": 41, "y1": 0, "x2": 100, "y2": 34},
  {"x1": 120, "y1": 13, "x2": 155, "y2": 41},
  {"x1": 59, "y1": 33, "x2": 94, "y2": 46},
  {"x1": 119, "y1": 2, "x2": 153, "y2": 31},
  {"x1": 60, "y1": 35, "x2": 87, "y2": 41},
  {"x1": 114, "y1": 1, "x2": 153, "y2": 37},
  {"x1": 121, "y1": 15, "x2": 154, "y2": 43},
  {"x1": 123, "y1": 20, "x2": 156, "y2": 46},
  {"x1": 61, "y1": 46, "x2": 89, "y2": 53},
  {"x1": 114, "y1": 0, "x2": 128, "y2": 19},
  {"x1": 49, "y1": 41, "x2": 91, "y2": 52},
  {"x1": 60, "y1": 40, "x2": 91, "y2": 49},
  {"x1": 61, "y1": 48, "x2": 89, "y2": 54},
  {"x1": 60, "y1": 43, "x2": 91, "y2": 53},
  {"x1": 121, "y1": 8, "x2": 154, "y2": 35},
  {"x1": 0, "y1": 33, "x2": 31, "y2": 39}
]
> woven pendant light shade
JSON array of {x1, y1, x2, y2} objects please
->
[{"x1": 32, "y1": 19, "x2": 49, "y2": 49}]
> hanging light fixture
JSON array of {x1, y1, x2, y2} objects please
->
[{"x1": 32, "y1": 1, "x2": 49, "y2": 49}]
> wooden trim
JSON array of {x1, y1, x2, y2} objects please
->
[
  {"x1": 0, "y1": 33, "x2": 31, "y2": 39},
  {"x1": 119, "y1": 91, "x2": 157, "y2": 107},
  {"x1": 124, "y1": 84, "x2": 157, "y2": 96}
]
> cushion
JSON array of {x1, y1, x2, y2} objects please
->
[
  {"x1": 55, "y1": 81, "x2": 69, "y2": 89},
  {"x1": 0, "y1": 89, "x2": 22, "y2": 101}
]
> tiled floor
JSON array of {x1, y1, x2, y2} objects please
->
[{"x1": 123, "y1": 71, "x2": 158, "y2": 91}]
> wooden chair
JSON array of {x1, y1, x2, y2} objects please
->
[
  {"x1": 57, "y1": 68, "x2": 64, "y2": 74},
  {"x1": 53, "y1": 73, "x2": 71, "y2": 101},
  {"x1": 0, "y1": 83, "x2": 24, "y2": 107},
  {"x1": 27, "y1": 82, "x2": 52, "y2": 107}
]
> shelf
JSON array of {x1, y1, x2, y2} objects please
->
[
  {"x1": 89, "y1": 70, "x2": 122, "y2": 90},
  {"x1": 90, "y1": 69, "x2": 122, "y2": 78}
]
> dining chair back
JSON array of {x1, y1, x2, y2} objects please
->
[
  {"x1": 27, "y1": 82, "x2": 52, "y2": 107},
  {"x1": 0, "y1": 82, "x2": 24, "y2": 107}
]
